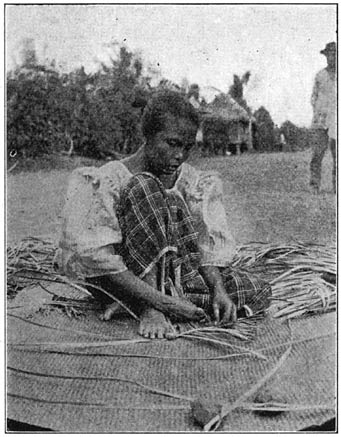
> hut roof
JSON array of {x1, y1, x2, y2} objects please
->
[{"x1": 205, "y1": 93, "x2": 251, "y2": 122}]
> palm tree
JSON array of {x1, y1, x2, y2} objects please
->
[{"x1": 228, "y1": 71, "x2": 251, "y2": 112}]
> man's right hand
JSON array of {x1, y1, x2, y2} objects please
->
[{"x1": 212, "y1": 287, "x2": 237, "y2": 325}]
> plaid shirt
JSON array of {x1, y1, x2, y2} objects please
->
[{"x1": 118, "y1": 173, "x2": 208, "y2": 297}]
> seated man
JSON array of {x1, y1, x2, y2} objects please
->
[{"x1": 56, "y1": 90, "x2": 271, "y2": 339}]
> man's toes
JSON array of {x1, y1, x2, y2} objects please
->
[
  {"x1": 139, "y1": 324, "x2": 155, "y2": 339},
  {"x1": 157, "y1": 327, "x2": 167, "y2": 339},
  {"x1": 148, "y1": 329, "x2": 156, "y2": 339},
  {"x1": 138, "y1": 325, "x2": 147, "y2": 337}
]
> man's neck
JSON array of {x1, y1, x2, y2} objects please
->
[
  {"x1": 121, "y1": 145, "x2": 145, "y2": 173},
  {"x1": 158, "y1": 173, "x2": 178, "y2": 189}
]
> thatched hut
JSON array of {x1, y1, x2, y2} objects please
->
[{"x1": 201, "y1": 94, "x2": 254, "y2": 155}]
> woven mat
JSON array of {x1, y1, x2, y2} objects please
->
[{"x1": 7, "y1": 284, "x2": 336, "y2": 432}]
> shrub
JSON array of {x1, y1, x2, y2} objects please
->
[{"x1": 7, "y1": 45, "x2": 150, "y2": 160}]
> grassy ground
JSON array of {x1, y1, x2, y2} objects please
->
[
  {"x1": 7, "y1": 149, "x2": 336, "y2": 246},
  {"x1": 8, "y1": 153, "x2": 104, "y2": 174}
]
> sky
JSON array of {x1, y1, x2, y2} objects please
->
[{"x1": 5, "y1": 4, "x2": 337, "y2": 127}]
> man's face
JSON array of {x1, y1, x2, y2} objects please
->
[
  {"x1": 145, "y1": 114, "x2": 197, "y2": 178},
  {"x1": 326, "y1": 51, "x2": 336, "y2": 69}
]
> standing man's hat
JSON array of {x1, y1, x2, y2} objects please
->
[{"x1": 320, "y1": 42, "x2": 336, "y2": 55}]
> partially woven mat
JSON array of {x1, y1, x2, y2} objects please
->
[{"x1": 7, "y1": 283, "x2": 336, "y2": 432}]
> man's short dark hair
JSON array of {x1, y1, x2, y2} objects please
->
[{"x1": 142, "y1": 90, "x2": 199, "y2": 140}]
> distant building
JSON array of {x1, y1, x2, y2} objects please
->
[{"x1": 202, "y1": 93, "x2": 254, "y2": 155}]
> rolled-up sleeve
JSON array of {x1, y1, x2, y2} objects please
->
[
  {"x1": 57, "y1": 162, "x2": 130, "y2": 279},
  {"x1": 176, "y1": 164, "x2": 236, "y2": 267}
]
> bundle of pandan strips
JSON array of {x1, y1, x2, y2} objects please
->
[
  {"x1": 231, "y1": 242, "x2": 336, "y2": 319},
  {"x1": 7, "y1": 237, "x2": 57, "y2": 298},
  {"x1": 7, "y1": 238, "x2": 336, "y2": 334}
]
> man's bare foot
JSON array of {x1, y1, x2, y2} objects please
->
[{"x1": 138, "y1": 308, "x2": 175, "y2": 339}]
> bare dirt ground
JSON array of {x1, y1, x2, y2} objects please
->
[{"x1": 7, "y1": 150, "x2": 336, "y2": 246}]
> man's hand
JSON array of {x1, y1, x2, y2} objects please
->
[
  {"x1": 199, "y1": 265, "x2": 237, "y2": 325},
  {"x1": 212, "y1": 286, "x2": 237, "y2": 325}
]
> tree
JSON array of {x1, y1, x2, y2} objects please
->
[
  {"x1": 180, "y1": 77, "x2": 190, "y2": 95},
  {"x1": 228, "y1": 71, "x2": 251, "y2": 113},
  {"x1": 7, "y1": 43, "x2": 148, "y2": 159},
  {"x1": 19, "y1": 38, "x2": 38, "y2": 69},
  {"x1": 88, "y1": 45, "x2": 146, "y2": 156},
  {"x1": 7, "y1": 61, "x2": 66, "y2": 158},
  {"x1": 253, "y1": 106, "x2": 276, "y2": 152},
  {"x1": 280, "y1": 120, "x2": 310, "y2": 151},
  {"x1": 8, "y1": 41, "x2": 195, "y2": 160}
]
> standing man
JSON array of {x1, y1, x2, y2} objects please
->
[{"x1": 310, "y1": 42, "x2": 336, "y2": 194}]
